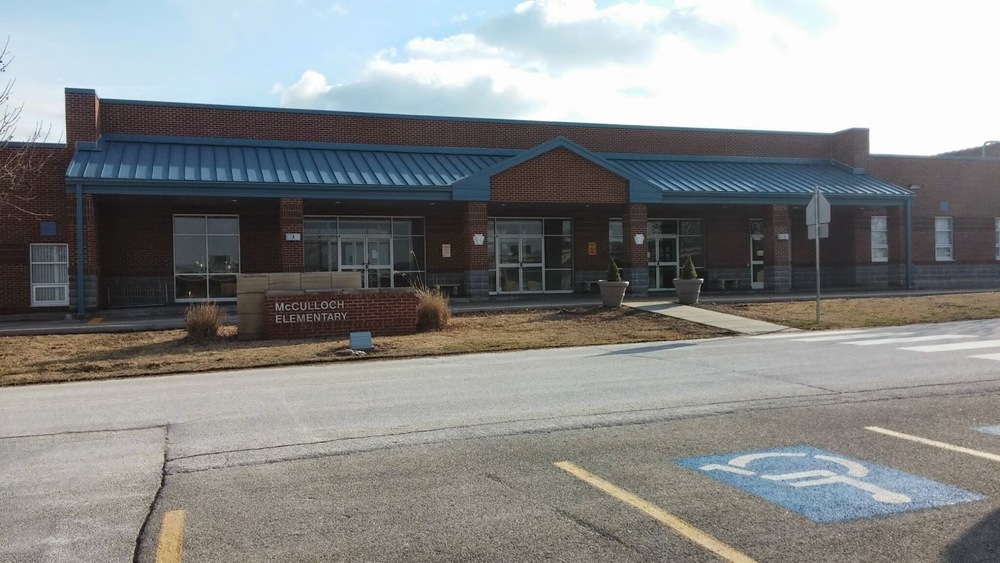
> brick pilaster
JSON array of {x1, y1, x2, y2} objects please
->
[
  {"x1": 765, "y1": 205, "x2": 792, "y2": 292},
  {"x1": 462, "y1": 202, "x2": 489, "y2": 296},
  {"x1": 280, "y1": 198, "x2": 304, "y2": 272},
  {"x1": 622, "y1": 203, "x2": 648, "y2": 296}
]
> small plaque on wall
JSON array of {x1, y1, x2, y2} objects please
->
[
  {"x1": 442, "y1": 244, "x2": 451, "y2": 258},
  {"x1": 588, "y1": 242, "x2": 597, "y2": 256}
]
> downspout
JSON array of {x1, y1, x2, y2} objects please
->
[
  {"x1": 75, "y1": 184, "x2": 86, "y2": 319},
  {"x1": 905, "y1": 198, "x2": 913, "y2": 289}
]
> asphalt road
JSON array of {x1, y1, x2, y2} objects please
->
[{"x1": 3, "y1": 319, "x2": 1000, "y2": 561}]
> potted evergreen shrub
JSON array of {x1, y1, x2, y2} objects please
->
[
  {"x1": 597, "y1": 260, "x2": 629, "y2": 307},
  {"x1": 673, "y1": 255, "x2": 704, "y2": 305}
]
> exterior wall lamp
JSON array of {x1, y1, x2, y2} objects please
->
[
  {"x1": 633, "y1": 233, "x2": 645, "y2": 245},
  {"x1": 472, "y1": 233, "x2": 485, "y2": 245}
]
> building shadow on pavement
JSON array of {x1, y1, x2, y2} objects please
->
[{"x1": 945, "y1": 507, "x2": 1000, "y2": 562}]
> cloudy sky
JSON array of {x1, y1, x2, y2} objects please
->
[{"x1": 4, "y1": 0, "x2": 999, "y2": 155}]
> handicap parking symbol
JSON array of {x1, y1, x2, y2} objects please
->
[
  {"x1": 975, "y1": 425, "x2": 1000, "y2": 436},
  {"x1": 674, "y1": 445, "x2": 983, "y2": 523}
]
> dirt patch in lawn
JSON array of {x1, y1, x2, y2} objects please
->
[{"x1": 0, "y1": 306, "x2": 729, "y2": 387}]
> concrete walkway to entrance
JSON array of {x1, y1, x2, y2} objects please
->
[{"x1": 624, "y1": 300, "x2": 793, "y2": 336}]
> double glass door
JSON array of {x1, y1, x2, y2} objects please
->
[
  {"x1": 341, "y1": 236, "x2": 392, "y2": 288},
  {"x1": 497, "y1": 235, "x2": 543, "y2": 293},
  {"x1": 648, "y1": 235, "x2": 678, "y2": 289}
]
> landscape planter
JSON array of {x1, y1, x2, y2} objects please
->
[
  {"x1": 673, "y1": 278, "x2": 704, "y2": 305},
  {"x1": 597, "y1": 280, "x2": 629, "y2": 307}
]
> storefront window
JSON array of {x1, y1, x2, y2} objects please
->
[
  {"x1": 304, "y1": 217, "x2": 425, "y2": 288},
  {"x1": 173, "y1": 215, "x2": 239, "y2": 301}
]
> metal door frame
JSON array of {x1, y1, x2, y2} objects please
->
[
  {"x1": 648, "y1": 234, "x2": 678, "y2": 290},
  {"x1": 340, "y1": 235, "x2": 392, "y2": 288},
  {"x1": 496, "y1": 233, "x2": 544, "y2": 294}
]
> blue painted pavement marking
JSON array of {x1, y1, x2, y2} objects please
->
[
  {"x1": 975, "y1": 425, "x2": 1000, "y2": 436},
  {"x1": 674, "y1": 445, "x2": 984, "y2": 523}
]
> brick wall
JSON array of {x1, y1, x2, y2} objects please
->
[
  {"x1": 490, "y1": 148, "x2": 628, "y2": 203},
  {"x1": 94, "y1": 95, "x2": 837, "y2": 158},
  {"x1": 264, "y1": 290, "x2": 418, "y2": 339},
  {"x1": 0, "y1": 144, "x2": 73, "y2": 315},
  {"x1": 870, "y1": 155, "x2": 1000, "y2": 264}
]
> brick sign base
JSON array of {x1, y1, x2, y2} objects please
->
[{"x1": 264, "y1": 290, "x2": 418, "y2": 340}]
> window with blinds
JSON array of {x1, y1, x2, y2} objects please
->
[{"x1": 30, "y1": 244, "x2": 69, "y2": 306}]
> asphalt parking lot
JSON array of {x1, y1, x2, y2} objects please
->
[{"x1": 137, "y1": 391, "x2": 1000, "y2": 562}]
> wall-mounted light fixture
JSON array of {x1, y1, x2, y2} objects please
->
[
  {"x1": 633, "y1": 233, "x2": 645, "y2": 245},
  {"x1": 472, "y1": 233, "x2": 485, "y2": 246}
]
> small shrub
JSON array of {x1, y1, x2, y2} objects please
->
[
  {"x1": 185, "y1": 303, "x2": 226, "y2": 342},
  {"x1": 606, "y1": 260, "x2": 622, "y2": 282},
  {"x1": 415, "y1": 287, "x2": 450, "y2": 332},
  {"x1": 680, "y1": 255, "x2": 699, "y2": 279}
]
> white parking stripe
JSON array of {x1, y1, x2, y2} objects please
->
[
  {"x1": 901, "y1": 339, "x2": 1000, "y2": 352},
  {"x1": 795, "y1": 332, "x2": 912, "y2": 342},
  {"x1": 751, "y1": 332, "x2": 824, "y2": 339},
  {"x1": 843, "y1": 335, "x2": 973, "y2": 346},
  {"x1": 970, "y1": 353, "x2": 1000, "y2": 361},
  {"x1": 867, "y1": 426, "x2": 1000, "y2": 463}
]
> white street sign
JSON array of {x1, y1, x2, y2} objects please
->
[
  {"x1": 806, "y1": 190, "x2": 831, "y2": 226},
  {"x1": 807, "y1": 223, "x2": 829, "y2": 240}
]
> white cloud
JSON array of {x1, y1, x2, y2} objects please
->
[
  {"x1": 272, "y1": 70, "x2": 333, "y2": 107},
  {"x1": 272, "y1": 0, "x2": 1000, "y2": 155}
]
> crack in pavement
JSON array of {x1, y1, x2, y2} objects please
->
[
  {"x1": 132, "y1": 425, "x2": 169, "y2": 563},
  {"x1": 0, "y1": 424, "x2": 168, "y2": 441}
]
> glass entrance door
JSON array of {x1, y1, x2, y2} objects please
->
[
  {"x1": 648, "y1": 235, "x2": 678, "y2": 290},
  {"x1": 341, "y1": 236, "x2": 392, "y2": 288},
  {"x1": 750, "y1": 219, "x2": 765, "y2": 289},
  {"x1": 497, "y1": 235, "x2": 544, "y2": 293}
]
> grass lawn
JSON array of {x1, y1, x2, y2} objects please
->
[
  {"x1": 0, "y1": 306, "x2": 727, "y2": 387},
  {"x1": 3, "y1": 292, "x2": 998, "y2": 387}
]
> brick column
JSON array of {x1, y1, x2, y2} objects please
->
[
  {"x1": 280, "y1": 198, "x2": 304, "y2": 272},
  {"x1": 462, "y1": 202, "x2": 489, "y2": 296},
  {"x1": 622, "y1": 203, "x2": 648, "y2": 296},
  {"x1": 764, "y1": 205, "x2": 792, "y2": 292}
]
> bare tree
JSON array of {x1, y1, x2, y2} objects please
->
[{"x1": 1, "y1": 36, "x2": 54, "y2": 219}]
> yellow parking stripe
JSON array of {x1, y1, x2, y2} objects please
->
[
  {"x1": 87, "y1": 317, "x2": 103, "y2": 324},
  {"x1": 866, "y1": 426, "x2": 1000, "y2": 463},
  {"x1": 554, "y1": 461, "x2": 756, "y2": 563},
  {"x1": 156, "y1": 510, "x2": 185, "y2": 563}
]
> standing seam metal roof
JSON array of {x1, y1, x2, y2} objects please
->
[
  {"x1": 66, "y1": 137, "x2": 514, "y2": 188},
  {"x1": 66, "y1": 135, "x2": 912, "y2": 201},
  {"x1": 607, "y1": 157, "x2": 909, "y2": 197}
]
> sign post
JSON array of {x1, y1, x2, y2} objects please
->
[{"x1": 806, "y1": 187, "x2": 830, "y2": 323}]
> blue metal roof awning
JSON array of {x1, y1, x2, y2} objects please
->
[
  {"x1": 65, "y1": 135, "x2": 517, "y2": 201},
  {"x1": 605, "y1": 154, "x2": 913, "y2": 205},
  {"x1": 65, "y1": 134, "x2": 912, "y2": 205}
]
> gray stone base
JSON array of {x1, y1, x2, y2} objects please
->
[{"x1": 68, "y1": 274, "x2": 99, "y2": 312}]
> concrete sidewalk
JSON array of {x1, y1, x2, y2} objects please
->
[{"x1": 625, "y1": 300, "x2": 794, "y2": 336}]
